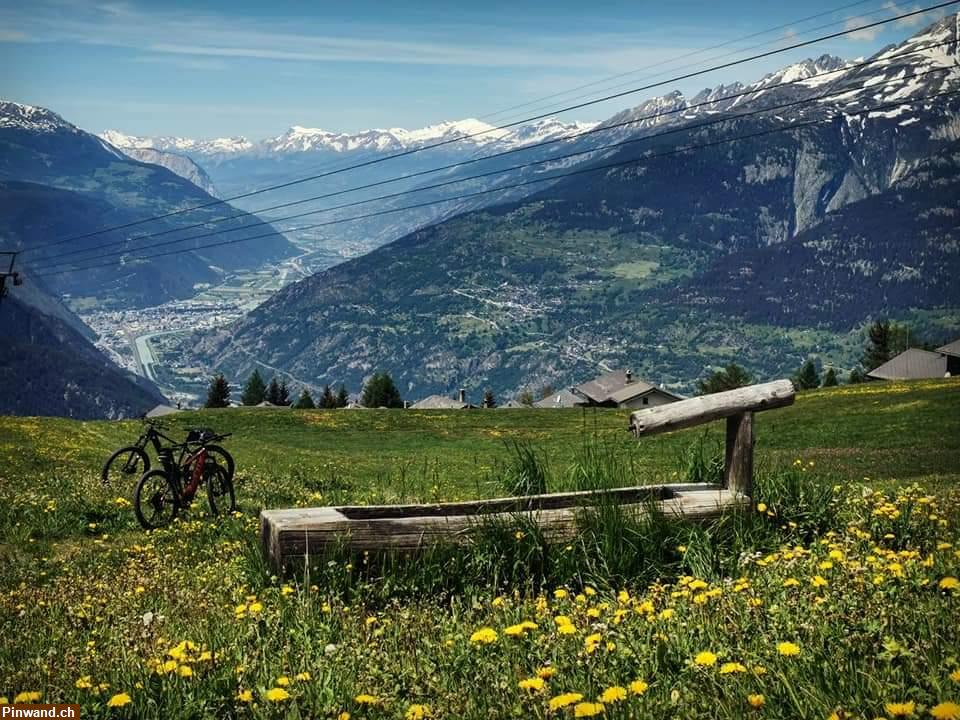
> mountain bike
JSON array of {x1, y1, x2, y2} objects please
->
[
  {"x1": 101, "y1": 419, "x2": 234, "y2": 487},
  {"x1": 133, "y1": 440, "x2": 236, "y2": 529}
]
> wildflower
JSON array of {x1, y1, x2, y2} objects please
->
[
  {"x1": 720, "y1": 662, "x2": 748, "y2": 674},
  {"x1": 777, "y1": 642, "x2": 801, "y2": 657},
  {"x1": 281, "y1": 585, "x2": 294, "y2": 596},
  {"x1": 574, "y1": 702, "x2": 605, "y2": 717},
  {"x1": 76, "y1": 676, "x2": 93, "y2": 689},
  {"x1": 519, "y1": 678, "x2": 545, "y2": 692},
  {"x1": 237, "y1": 690, "x2": 253, "y2": 703},
  {"x1": 757, "y1": 503, "x2": 767, "y2": 513},
  {"x1": 491, "y1": 596, "x2": 505, "y2": 608},
  {"x1": 248, "y1": 601, "x2": 263, "y2": 614},
  {"x1": 659, "y1": 608, "x2": 675, "y2": 620},
  {"x1": 811, "y1": 575, "x2": 829, "y2": 588},
  {"x1": 295, "y1": 672, "x2": 311, "y2": 682},
  {"x1": 470, "y1": 627, "x2": 498, "y2": 645},
  {"x1": 405, "y1": 704, "x2": 432, "y2": 719},
  {"x1": 950, "y1": 669, "x2": 960, "y2": 683},
  {"x1": 884, "y1": 701, "x2": 916, "y2": 716},
  {"x1": 537, "y1": 667, "x2": 557, "y2": 679},
  {"x1": 599, "y1": 686, "x2": 627, "y2": 703},
  {"x1": 554, "y1": 589, "x2": 568, "y2": 599},
  {"x1": 14, "y1": 692, "x2": 41, "y2": 703},
  {"x1": 355, "y1": 694, "x2": 379, "y2": 705},
  {"x1": 629, "y1": 680, "x2": 649, "y2": 695},
  {"x1": 276, "y1": 676, "x2": 290, "y2": 687},
  {"x1": 548, "y1": 693, "x2": 584, "y2": 711},
  {"x1": 747, "y1": 694, "x2": 765, "y2": 708},
  {"x1": 783, "y1": 578, "x2": 800, "y2": 587},
  {"x1": 338, "y1": 714, "x2": 351, "y2": 720},
  {"x1": 264, "y1": 688, "x2": 290, "y2": 702},
  {"x1": 939, "y1": 577, "x2": 959, "y2": 592},
  {"x1": 177, "y1": 665, "x2": 193, "y2": 678},
  {"x1": 694, "y1": 651, "x2": 718, "y2": 666},
  {"x1": 930, "y1": 702, "x2": 960, "y2": 720},
  {"x1": 584, "y1": 633, "x2": 602, "y2": 654},
  {"x1": 107, "y1": 693, "x2": 132, "y2": 708}
]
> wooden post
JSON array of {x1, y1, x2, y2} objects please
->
[{"x1": 724, "y1": 411, "x2": 754, "y2": 497}]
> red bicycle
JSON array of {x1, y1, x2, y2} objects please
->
[{"x1": 133, "y1": 438, "x2": 236, "y2": 530}]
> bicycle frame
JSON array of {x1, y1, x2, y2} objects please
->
[{"x1": 157, "y1": 444, "x2": 210, "y2": 505}]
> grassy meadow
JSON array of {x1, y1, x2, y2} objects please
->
[{"x1": 1, "y1": 379, "x2": 959, "y2": 719}]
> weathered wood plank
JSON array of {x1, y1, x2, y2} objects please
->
[
  {"x1": 260, "y1": 484, "x2": 750, "y2": 572},
  {"x1": 629, "y1": 379, "x2": 795, "y2": 437},
  {"x1": 724, "y1": 411, "x2": 754, "y2": 497}
]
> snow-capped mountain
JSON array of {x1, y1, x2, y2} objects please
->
[{"x1": 99, "y1": 129, "x2": 253, "y2": 156}]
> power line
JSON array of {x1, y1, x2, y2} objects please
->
[
  {"x1": 29, "y1": 38, "x2": 953, "y2": 270},
  {"x1": 18, "y1": 0, "x2": 957, "y2": 255},
  {"x1": 34, "y1": 87, "x2": 960, "y2": 280}
]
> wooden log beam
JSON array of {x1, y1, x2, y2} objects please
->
[
  {"x1": 724, "y1": 411, "x2": 754, "y2": 497},
  {"x1": 629, "y1": 379, "x2": 794, "y2": 438},
  {"x1": 259, "y1": 484, "x2": 749, "y2": 573}
]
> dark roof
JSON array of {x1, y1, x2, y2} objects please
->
[
  {"x1": 867, "y1": 348, "x2": 949, "y2": 380},
  {"x1": 936, "y1": 338, "x2": 960, "y2": 357}
]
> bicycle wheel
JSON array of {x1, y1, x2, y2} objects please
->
[
  {"x1": 204, "y1": 445, "x2": 235, "y2": 483},
  {"x1": 102, "y1": 446, "x2": 150, "y2": 487},
  {"x1": 206, "y1": 464, "x2": 237, "y2": 516},
  {"x1": 134, "y1": 470, "x2": 179, "y2": 529}
]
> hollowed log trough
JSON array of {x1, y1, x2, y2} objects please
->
[{"x1": 260, "y1": 379, "x2": 795, "y2": 572}]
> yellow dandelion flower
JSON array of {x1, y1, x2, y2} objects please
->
[
  {"x1": 557, "y1": 623, "x2": 577, "y2": 635},
  {"x1": 275, "y1": 676, "x2": 290, "y2": 687},
  {"x1": 281, "y1": 585, "x2": 294, "y2": 596},
  {"x1": 930, "y1": 702, "x2": 960, "y2": 720},
  {"x1": 548, "y1": 693, "x2": 584, "y2": 711},
  {"x1": 777, "y1": 641, "x2": 801, "y2": 657},
  {"x1": 237, "y1": 689, "x2": 253, "y2": 703},
  {"x1": 659, "y1": 608, "x2": 675, "y2": 620},
  {"x1": 939, "y1": 577, "x2": 959, "y2": 591},
  {"x1": 248, "y1": 601, "x2": 263, "y2": 614},
  {"x1": 884, "y1": 701, "x2": 916, "y2": 716},
  {"x1": 519, "y1": 678, "x2": 545, "y2": 692},
  {"x1": 177, "y1": 665, "x2": 193, "y2": 678},
  {"x1": 107, "y1": 693, "x2": 132, "y2": 708},
  {"x1": 554, "y1": 589, "x2": 569, "y2": 599},
  {"x1": 747, "y1": 694, "x2": 765, "y2": 708},
  {"x1": 295, "y1": 672, "x2": 311, "y2": 682},
  {"x1": 536, "y1": 667, "x2": 557, "y2": 679},
  {"x1": 470, "y1": 627, "x2": 498, "y2": 644},
  {"x1": 264, "y1": 687, "x2": 290, "y2": 702},
  {"x1": 629, "y1": 680, "x2": 649, "y2": 695},
  {"x1": 599, "y1": 686, "x2": 627, "y2": 703},
  {"x1": 783, "y1": 578, "x2": 800, "y2": 587},
  {"x1": 811, "y1": 575, "x2": 829, "y2": 588},
  {"x1": 405, "y1": 704, "x2": 432, "y2": 719},
  {"x1": 950, "y1": 669, "x2": 960, "y2": 683},
  {"x1": 338, "y1": 713, "x2": 351, "y2": 720},
  {"x1": 694, "y1": 651, "x2": 718, "y2": 666},
  {"x1": 75, "y1": 676, "x2": 93, "y2": 690},
  {"x1": 355, "y1": 694, "x2": 379, "y2": 705},
  {"x1": 14, "y1": 692, "x2": 41, "y2": 704},
  {"x1": 757, "y1": 503, "x2": 767, "y2": 513},
  {"x1": 720, "y1": 662, "x2": 748, "y2": 674},
  {"x1": 584, "y1": 633, "x2": 602, "y2": 654},
  {"x1": 574, "y1": 702, "x2": 605, "y2": 717}
]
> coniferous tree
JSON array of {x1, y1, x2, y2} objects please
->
[
  {"x1": 361, "y1": 372, "x2": 402, "y2": 408},
  {"x1": 294, "y1": 388, "x2": 315, "y2": 409},
  {"x1": 862, "y1": 319, "x2": 892, "y2": 372},
  {"x1": 822, "y1": 368, "x2": 839, "y2": 387},
  {"x1": 241, "y1": 369, "x2": 267, "y2": 406},
  {"x1": 266, "y1": 377, "x2": 282, "y2": 405},
  {"x1": 696, "y1": 364, "x2": 753, "y2": 395},
  {"x1": 518, "y1": 389, "x2": 534, "y2": 407},
  {"x1": 205, "y1": 374, "x2": 231, "y2": 408},
  {"x1": 320, "y1": 384, "x2": 336, "y2": 409},
  {"x1": 483, "y1": 389, "x2": 497, "y2": 408},
  {"x1": 848, "y1": 367, "x2": 866, "y2": 384},
  {"x1": 335, "y1": 385, "x2": 349, "y2": 408},
  {"x1": 794, "y1": 359, "x2": 821, "y2": 390},
  {"x1": 279, "y1": 379, "x2": 290, "y2": 406}
]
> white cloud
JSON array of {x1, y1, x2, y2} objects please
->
[
  {"x1": 882, "y1": 1, "x2": 929, "y2": 27},
  {"x1": 844, "y1": 16, "x2": 883, "y2": 41}
]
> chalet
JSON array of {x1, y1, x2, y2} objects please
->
[
  {"x1": 410, "y1": 389, "x2": 475, "y2": 410},
  {"x1": 571, "y1": 369, "x2": 684, "y2": 409},
  {"x1": 534, "y1": 388, "x2": 585, "y2": 409},
  {"x1": 867, "y1": 338, "x2": 960, "y2": 380}
]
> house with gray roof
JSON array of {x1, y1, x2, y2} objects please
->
[
  {"x1": 868, "y1": 339, "x2": 960, "y2": 380},
  {"x1": 571, "y1": 369, "x2": 684, "y2": 409},
  {"x1": 410, "y1": 389, "x2": 475, "y2": 410},
  {"x1": 534, "y1": 388, "x2": 585, "y2": 409}
]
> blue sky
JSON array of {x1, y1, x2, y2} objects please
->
[{"x1": 0, "y1": 0, "x2": 948, "y2": 139}]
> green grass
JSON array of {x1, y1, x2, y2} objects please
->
[{"x1": 0, "y1": 379, "x2": 958, "y2": 718}]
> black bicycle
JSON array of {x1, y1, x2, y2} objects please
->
[
  {"x1": 133, "y1": 439, "x2": 237, "y2": 530},
  {"x1": 101, "y1": 419, "x2": 234, "y2": 487}
]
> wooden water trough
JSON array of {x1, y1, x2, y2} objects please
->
[{"x1": 260, "y1": 379, "x2": 795, "y2": 572}]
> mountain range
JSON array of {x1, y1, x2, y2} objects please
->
[{"x1": 191, "y1": 14, "x2": 960, "y2": 399}]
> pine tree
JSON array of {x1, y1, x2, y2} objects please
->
[
  {"x1": 361, "y1": 372, "x2": 402, "y2": 408},
  {"x1": 848, "y1": 367, "x2": 866, "y2": 384},
  {"x1": 794, "y1": 359, "x2": 820, "y2": 390},
  {"x1": 279, "y1": 379, "x2": 290, "y2": 406},
  {"x1": 320, "y1": 384, "x2": 336, "y2": 409},
  {"x1": 335, "y1": 385, "x2": 349, "y2": 408},
  {"x1": 294, "y1": 388, "x2": 315, "y2": 409},
  {"x1": 822, "y1": 367, "x2": 839, "y2": 387},
  {"x1": 518, "y1": 389, "x2": 534, "y2": 407},
  {"x1": 241, "y1": 369, "x2": 266, "y2": 406},
  {"x1": 483, "y1": 389, "x2": 497, "y2": 408},
  {"x1": 266, "y1": 377, "x2": 282, "y2": 405},
  {"x1": 205, "y1": 374, "x2": 231, "y2": 408},
  {"x1": 862, "y1": 319, "x2": 892, "y2": 372},
  {"x1": 696, "y1": 364, "x2": 753, "y2": 395}
]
